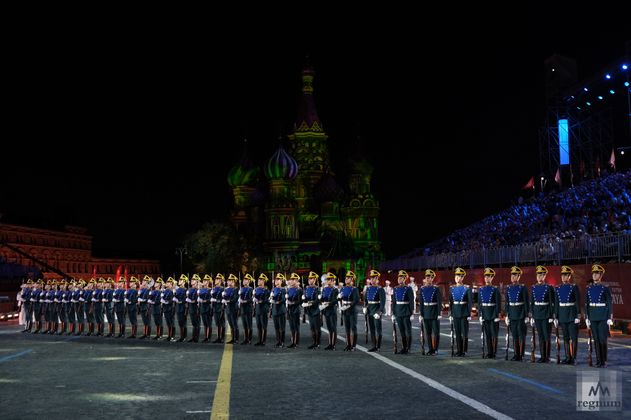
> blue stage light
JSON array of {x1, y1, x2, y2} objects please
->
[
  {"x1": 605, "y1": 74, "x2": 611, "y2": 79},
  {"x1": 598, "y1": 96, "x2": 603, "y2": 100},
  {"x1": 625, "y1": 82, "x2": 630, "y2": 87},
  {"x1": 584, "y1": 87, "x2": 589, "y2": 92},
  {"x1": 610, "y1": 90, "x2": 615, "y2": 94},
  {"x1": 577, "y1": 106, "x2": 581, "y2": 110},
  {"x1": 558, "y1": 119, "x2": 569, "y2": 165},
  {"x1": 586, "y1": 102, "x2": 592, "y2": 106},
  {"x1": 622, "y1": 64, "x2": 628, "y2": 70}
]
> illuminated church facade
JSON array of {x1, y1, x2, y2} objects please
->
[{"x1": 227, "y1": 66, "x2": 382, "y2": 281}]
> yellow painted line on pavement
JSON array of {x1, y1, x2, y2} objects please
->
[{"x1": 210, "y1": 332, "x2": 233, "y2": 420}]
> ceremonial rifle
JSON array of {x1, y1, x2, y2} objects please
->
[
  {"x1": 505, "y1": 320, "x2": 510, "y2": 361},
  {"x1": 587, "y1": 327, "x2": 593, "y2": 367},
  {"x1": 392, "y1": 315, "x2": 398, "y2": 354},
  {"x1": 530, "y1": 321, "x2": 537, "y2": 363},
  {"x1": 555, "y1": 321, "x2": 561, "y2": 364},
  {"x1": 450, "y1": 318, "x2": 455, "y2": 357},
  {"x1": 419, "y1": 318, "x2": 426, "y2": 355}
]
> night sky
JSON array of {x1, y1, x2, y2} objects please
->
[{"x1": 2, "y1": 10, "x2": 630, "y2": 269}]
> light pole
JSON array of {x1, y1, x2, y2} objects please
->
[{"x1": 175, "y1": 246, "x2": 187, "y2": 275}]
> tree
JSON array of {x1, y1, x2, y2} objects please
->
[{"x1": 185, "y1": 222, "x2": 259, "y2": 275}]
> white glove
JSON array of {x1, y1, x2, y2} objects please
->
[
  {"x1": 301, "y1": 302, "x2": 308, "y2": 308},
  {"x1": 419, "y1": 316, "x2": 423, "y2": 323},
  {"x1": 524, "y1": 317, "x2": 529, "y2": 324},
  {"x1": 322, "y1": 302, "x2": 329, "y2": 307},
  {"x1": 437, "y1": 315, "x2": 442, "y2": 319},
  {"x1": 302, "y1": 295, "x2": 306, "y2": 300},
  {"x1": 317, "y1": 294, "x2": 322, "y2": 299},
  {"x1": 410, "y1": 315, "x2": 415, "y2": 321},
  {"x1": 222, "y1": 291, "x2": 227, "y2": 297},
  {"x1": 494, "y1": 318, "x2": 500, "y2": 323},
  {"x1": 318, "y1": 304, "x2": 325, "y2": 311},
  {"x1": 586, "y1": 319, "x2": 591, "y2": 328},
  {"x1": 548, "y1": 318, "x2": 554, "y2": 324},
  {"x1": 362, "y1": 307, "x2": 368, "y2": 314},
  {"x1": 466, "y1": 316, "x2": 471, "y2": 321},
  {"x1": 607, "y1": 319, "x2": 613, "y2": 326},
  {"x1": 505, "y1": 318, "x2": 510, "y2": 326},
  {"x1": 448, "y1": 316, "x2": 453, "y2": 322},
  {"x1": 530, "y1": 318, "x2": 535, "y2": 327},
  {"x1": 221, "y1": 299, "x2": 227, "y2": 304},
  {"x1": 553, "y1": 319, "x2": 558, "y2": 328},
  {"x1": 342, "y1": 305, "x2": 350, "y2": 312},
  {"x1": 479, "y1": 317, "x2": 484, "y2": 324},
  {"x1": 574, "y1": 318, "x2": 580, "y2": 324},
  {"x1": 391, "y1": 315, "x2": 396, "y2": 322},
  {"x1": 374, "y1": 313, "x2": 381, "y2": 320}
]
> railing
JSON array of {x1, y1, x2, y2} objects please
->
[{"x1": 381, "y1": 231, "x2": 631, "y2": 270}]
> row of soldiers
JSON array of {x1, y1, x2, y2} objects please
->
[
  {"x1": 17, "y1": 264, "x2": 613, "y2": 367},
  {"x1": 403, "y1": 264, "x2": 613, "y2": 368}
]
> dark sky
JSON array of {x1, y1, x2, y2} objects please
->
[{"x1": 2, "y1": 9, "x2": 630, "y2": 269}]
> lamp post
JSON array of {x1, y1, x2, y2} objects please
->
[{"x1": 175, "y1": 246, "x2": 187, "y2": 275}]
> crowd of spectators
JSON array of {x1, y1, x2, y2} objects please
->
[{"x1": 420, "y1": 170, "x2": 631, "y2": 255}]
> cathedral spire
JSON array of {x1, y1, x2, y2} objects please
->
[{"x1": 295, "y1": 62, "x2": 322, "y2": 133}]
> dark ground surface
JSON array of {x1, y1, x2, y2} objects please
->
[{"x1": 1, "y1": 316, "x2": 630, "y2": 419}]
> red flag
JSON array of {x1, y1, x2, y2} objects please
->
[
  {"x1": 554, "y1": 168, "x2": 561, "y2": 185},
  {"x1": 92, "y1": 266, "x2": 97, "y2": 278},
  {"x1": 124, "y1": 266, "x2": 129, "y2": 289},
  {"x1": 115, "y1": 265, "x2": 122, "y2": 285},
  {"x1": 609, "y1": 149, "x2": 616, "y2": 170},
  {"x1": 521, "y1": 176, "x2": 535, "y2": 189}
]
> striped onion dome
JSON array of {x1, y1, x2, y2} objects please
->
[{"x1": 264, "y1": 145, "x2": 298, "y2": 180}]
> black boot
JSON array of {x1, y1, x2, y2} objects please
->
[
  {"x1": 399, "y1": 336, "x2": 408, "y2": 354},
  {"x1": 510, "y1": 339, "x2": 519, "y2": 361},
  {"x1": 261, "y1": 329, "x2": 267, "y2": 346},
  {"x1": 308, "y1": 331, "x2": 317, "y2": 349},
  {"x1": 368, "y1": 336, "x2": 378, "y2": 352},
  {"x1": 600, "y1": 342, "x2": 608, "y2": 368}
]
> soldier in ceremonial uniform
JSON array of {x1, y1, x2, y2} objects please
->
[
  {"x1": 253, "y1": 273, "x2": 271, "y2": 346},
  {"x1": 187, "y1": 274, "x2": 201, "y2": 342},
  {"x1": 270, "y1": 273, "x2": 287, "y2": 348},
  {"x1": 65, "y1": 280, "x2": 77, "y2": 335},
  {"x1": 364, "y1": 269, "x2": 386, "y2": 352},
  {"x1": 149, "y1": 277, "x2": 164, "y2": 340},
  {"x1": 529, "y1": 265, "x2": 556, "y2": 363},
  {"x1": 269, "y1": 273, "x2": 287, "y2": 347},
  {"x1": 302, "y1": 271, "x2": 321, "y2": 349},
  {"x1": 222, "y1": 274, "x2": 240, "y2": 344},
  {"x1": 92, "y1": 279, "x2": 104, "y2": 336},
  {"x1": 162, "y1": 277, "x2": 176, "y2": 341},
  {"x1": 174, "y1": 274, "x2": 188, "y2": 342},
  {"x1": 83, "y1": 279, "x2": 96, "y2": 336},
  {"x1": 555, "y1": 266, "x2": 581, "y2": 365},
  {"x1": 210, "y1": 274, "x2": 225, "y2": 343},
  {"x1": 44, "y1": 280, "x2": 56, "y2": 334},
  {"x1": 112, "y1": 278, "x2": 126, "y2": 338},
  {"x1": 339, "y1": 271, "x2": 360, "y2": 351},
  {"x1": 198, "y1": 275, "x2": 212, "y2": 342},
  {"x1": 56, "y1": 280, "x2": 68, "y2": 335},
  {"x1": 320, "y1": 273, "x2": 339, "y2": 350},
  {"x1": 138, "y1": 275, "x2": 152, "y2": 339},
  {"x1": 384, "y1": 280, "x2": 393, "y2": 317},
  {"x1": 504, "y1": 266, "x2": 529, "y2": 361},
  {"x1": 449, "y1": 267, "x2": 472, "y2": 356},
  {"x1": 585, "y1": 264, "x2": 613, "y2": 368},
  {"x1": 20, "y1": 280, "x2": 33, "y2": 333},
  {"x1": 392, "y1": 270, "x2": 415, "y2": 354},
  {"x1": 479, "y1": 268, "x2": 501, "y2": 358},
  {"x1": 419, "y1": 269, "x2": 442, "y2": 355},
  {"x1": 102, "y1": 278, "x2": 115, "y2": 337},
  {"x1": 286, "y1": 273, "x2": 303, "y2": 348},
  {"x1": 125, "y1": 276, "x2": 139, "y2": 338},
  {"x1": 239, "y1": 274, "x2": 254, "y2": 345}
]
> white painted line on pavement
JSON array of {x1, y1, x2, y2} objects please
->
[
  {"x1": 186, "y1": 380, "x2": 217, "y2": 384},
  {"x1": 324, "y1": 327, "x2": 513, "y2": 420}
]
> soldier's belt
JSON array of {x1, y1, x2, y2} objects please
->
[
  {"x1": 534, "y1": 302, "x2": 549, "y2": 305},
  {"x1": 423, "y1": 302, "x2": 438, "y2": 306},
  {"x1": 481, "y1": 303, "x2": 496, "y2": 306},
  {"x1": 559, "y1": 303, "x2": 575, "y2": 306},
  {"x1": 342, "y1": 300, "x2": 351, "y2": 304},
  {"x1": 509, "y1": 302, "x2": 524, "y2": 306},
  {"x1": 396, "y1": 301, "x2": 409, "y2": 304},
  {"x1": 452, "y1": 301, "x2": 466, "y2": 305},
  {"x1": 589, "y1": 303, "x2": 606, "y2": 307},
  {"x1": 368, "y1": 301, "x2": 380, "y2": 304}
]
